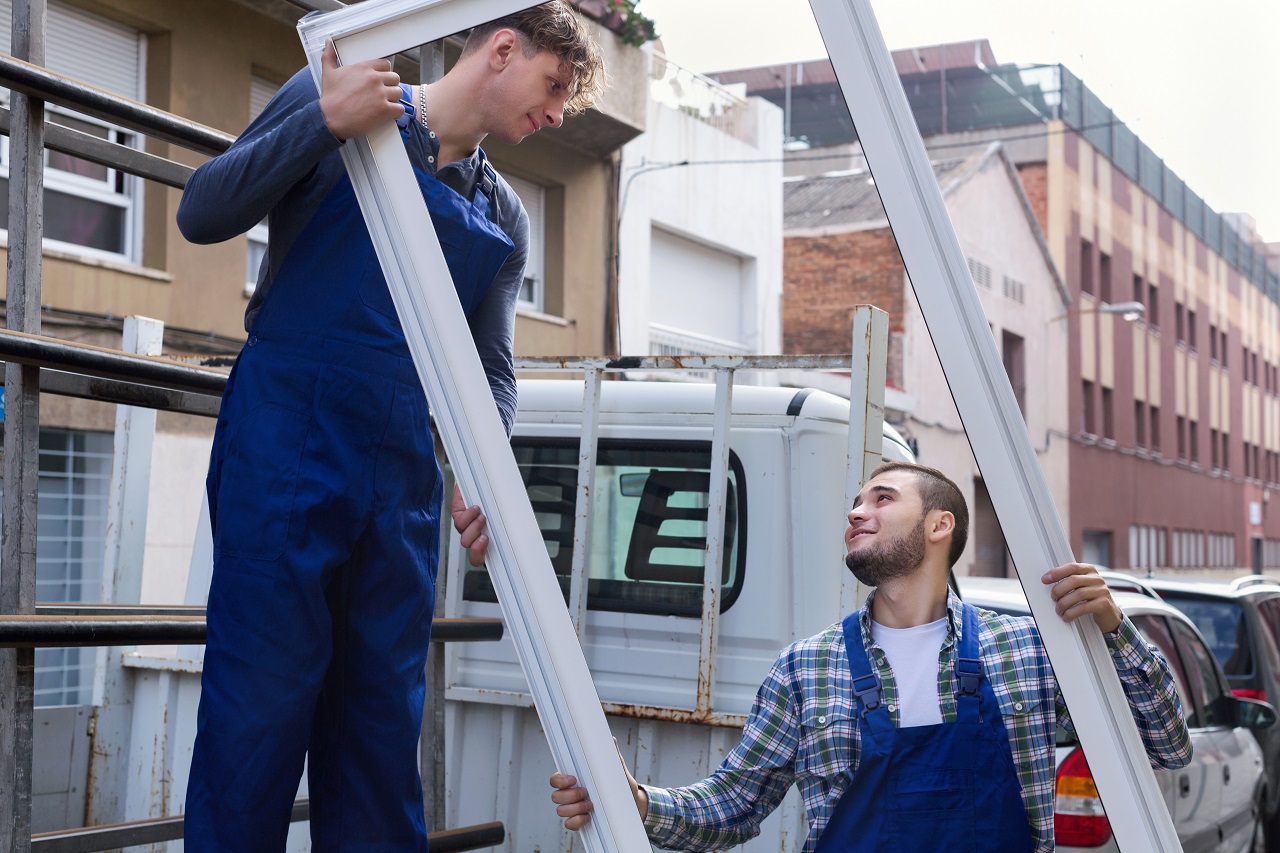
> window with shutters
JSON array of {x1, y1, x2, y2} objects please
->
[
  {"x1": 0, "y1": 0, "x2": 143, "y2": 264},
  {"x1": 503, "y1": 173, "x2": 546, "y2": 312},
  {"x1": 245, "y1": 77, "x2": 280, "y2": 296}
]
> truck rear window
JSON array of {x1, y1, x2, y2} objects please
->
[{"x1": 462, "y1": 439, "x2": 747, "y2": 617}]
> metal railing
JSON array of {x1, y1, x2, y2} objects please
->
[
  {"x1": 0, "y1": 1, "x2": 498, "y2": 849},
  {"x1": 496, "y1": 319, "x2": 889, "y2": 730},
  {"x1": 31, "y1": 810, "x2": 503, "y2": 853},
  {"x1": 647, "y1": 49, "x2": 756, "y2": 146}
]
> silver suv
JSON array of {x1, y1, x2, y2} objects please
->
[
  {"x1": 1139, "y1": 576, "x2": 1280, "y2": 851},
  {"x1": 959, "y1": 576, "x2": 1275, "y2": 852}
]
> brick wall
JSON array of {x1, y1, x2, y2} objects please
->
[
  {"x1": 783, "y1": 227, "x2": 906, "y2": 357},
  {"x1": 1016, "y1": 163, "x2": 1049, "y2": 237}
]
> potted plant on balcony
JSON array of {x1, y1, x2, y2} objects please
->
[{"x1": 602, "y1": 0, "x2": 658, "y2": 47}]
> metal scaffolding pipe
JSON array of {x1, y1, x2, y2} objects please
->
[
  {"x1": 0, "y1": 52, "x2": 234, "y2": 155},
  {"x1": 31, "y1": 804, "x2": 503, "y2": 853},
  {"x1": 0, "y1": 616, "x2": 502, "y2": 648},
  {"x1": 36, "y1": 370, "x2": 222, "y2": 417},
  {"x1": 0, "y1": 329, "x2": 228, "y2": 396},
  {"x1": 0, "y1": 106, "x2": 194, "y2": 188},
  {"x1": 0, "y1": 616, "x2": 206, "y2": 647},
  {"x1": 515, "y1": 353, "x2": 862, "y2": 371},
  {"x1": 1, "y1": 3, "x2": 46, "y2": 849}
]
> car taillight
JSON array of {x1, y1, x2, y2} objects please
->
[
  {"x1": 1055, "y1": 747, "x2": 1113, "y2": 847},
  {"x1": 1233, "y1": 688, "x2": 1267, "y2": 702}
]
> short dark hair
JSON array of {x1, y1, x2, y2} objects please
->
[
  {"x1": 869, "y1": 461, "x2": 969, "y2": 568},
  {"x1": 463, "y1": 1, "x2": 606, "y2": 115}
]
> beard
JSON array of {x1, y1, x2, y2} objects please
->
[{"x1": 844, "y1": 518, "x2": 927, "y2": 586}]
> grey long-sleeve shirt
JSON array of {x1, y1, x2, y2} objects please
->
[{"x1": 177, "y1": 67, "x2": 528, "y2": 434}]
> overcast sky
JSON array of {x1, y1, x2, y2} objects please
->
[{"x1": 635, "y1": 0, "x2": 1280, "y2": 244}]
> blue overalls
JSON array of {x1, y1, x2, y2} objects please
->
[
  {"x1": 184, "y1": 136, "x2": 513, "y2": 851},
  {"x1": 814, "y1": 604, "x2": 1035, "y2": 853}
]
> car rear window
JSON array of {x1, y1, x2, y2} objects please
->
[{"x1": 1155, "y1": 595, "x2": 1252, "y2": 677}]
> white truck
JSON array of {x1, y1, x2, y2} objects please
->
[{"x1": 439, "y1": 377, "x2": 914, "y2": 851}]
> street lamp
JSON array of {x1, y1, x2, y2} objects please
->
[{"x1": 1051, "y1": 301, "x2": 1145, "y2": 323}]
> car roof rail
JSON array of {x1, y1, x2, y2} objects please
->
[
  {"x1": 1098, "y1": 570, "x2": 1162, "y2": 600},
  {"x1": 1230, "y1": 575, "x2": 1280, "y2": 592}
]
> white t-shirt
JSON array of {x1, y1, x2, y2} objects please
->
[{"x1": 869, "y1": 616, "x2": 949, "y2": 727}]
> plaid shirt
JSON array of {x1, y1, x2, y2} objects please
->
[{"x1": 644, "y1": 590, "x2": 1192, "y2": 852}]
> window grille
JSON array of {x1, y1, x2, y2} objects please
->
[{"x1": 0, "y1": 428, "x2": 113, "y2": 706}]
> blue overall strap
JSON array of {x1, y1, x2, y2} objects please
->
[
  {"x1": 842, "y1": 611, "x2": 889, "y2": 723},
  {"x1": 955, "y1": 603, "x2": 985, "y2": 723},
  {"x1": 396, "y1": 83, "x2": 416, "y2": 135}
]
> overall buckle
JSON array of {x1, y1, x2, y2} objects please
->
[
  {"x1": 852, "y1": 672, "x2": 883, "y2": 712},
  {"x1": 957, "y1": 657, "x2": 982, "y2": 697}
]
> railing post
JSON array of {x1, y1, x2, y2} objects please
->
[
  {"x1": 567, "y1": 367, "x2": 602, "y2": 635},
  {"x1": 1, "y1": 1, "x2": 46, "y2": 850},
  {"x1": 695, "y1": 369, "x2": 733, "y2": 717},
  {"x1": 419, "y1": 38, "x2": 448, "y2": 835}
]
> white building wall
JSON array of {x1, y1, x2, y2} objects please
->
[
  {"x1": 618, "y1": 52, "x2": 784, "y2": 362},
  {"x1": 901, "y1": 151, "x2": 1070, "y2": 575}
]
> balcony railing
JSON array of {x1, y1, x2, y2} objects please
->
[{"x1": 648, "y1": 50, "x2": 756, "y2": 146}]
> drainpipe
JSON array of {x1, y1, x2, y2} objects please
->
[
  {"x1": 784, "y1": 62, "x2": 792, "y2": 142},
  {"x1": 606, "y1": 149, "x2": 622, "y2": 356}
]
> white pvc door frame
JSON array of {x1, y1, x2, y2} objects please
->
[
  {"x1": 295, "y1": 2, "x2": 650, "y2": 850},
  {"x1": 806, "y1": 0, "x2": 1177, "y2": 848}
]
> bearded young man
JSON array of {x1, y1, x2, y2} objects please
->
[{"x1": 549, "y1": 461, "x2": 1192, "y2": 853}]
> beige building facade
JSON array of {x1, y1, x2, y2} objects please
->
[
  {"x1": 0, "y1": 0, "x2": 645, "y2": 741},
  {"x1": 721, "y1": 42, "x2": 1280, "y2": 575}
]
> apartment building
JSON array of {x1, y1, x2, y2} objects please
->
[
  {"x1": 716, "y1": 40, "x2": 1280, "y2": 574},
  {"x1": 0, "y1": 0, "x2": 646, "y2": 828},
  {"x1": 783, "y1": 142, "x2": 1070, "y2": 576}
]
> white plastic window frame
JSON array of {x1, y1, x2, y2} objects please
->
[
  {"x1": 503, "y1": 172, "x2": 546, "y2": 312},
  {"x1": 245, "y1": 220, "x2": 269, "y2": 297},
  {"x1": 295, "y1": 2, "x2": 649, "y2": 850},
  {"x1": 806, "y1": 0, "x2": 1178, "y2": 847},
  {"x1": 0, "y1": 99, "x2": 139, "y2": 264}
]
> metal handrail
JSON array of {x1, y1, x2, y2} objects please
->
[
  {"x1": 0, "y1": 53, "x2": 234, "y2": 155},
  {"x1": 515, "y1": 353, "x2": 866, "y2": 371},
  {"x1": 31, "y1": 799, "x2": 502, "y2": 853},
  {"x1": 0, "y1": 105, "x2": 195, "y2": 188},
  {"x1": 0, "y1": 329, "x2": 876, "y2": 419},
  {"x1": 0, "y1": 616, "x2": 503, "y2": 648},
  {"x1": 0, "y1": 329, "x2": 228, "y2": 396}
]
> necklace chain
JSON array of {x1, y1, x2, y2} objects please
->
[{"x1": 418, "y1": 84, "x2": 429, "y2": 130}]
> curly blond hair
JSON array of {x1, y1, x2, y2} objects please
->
[{"x1": 463, "y1": 1, "x2": 607, "y2": 115}]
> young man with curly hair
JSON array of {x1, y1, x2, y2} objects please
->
[{"x1": 178, "y1": 4, "x2": 605, "y2": 849}]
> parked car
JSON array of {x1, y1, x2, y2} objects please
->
[
  {"x1": 959, "y1": 575, "x2": 1275, "y2": 852},
  {"x1": 1142, "y1": 576, "x2": 1280, "y2": 850}
]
